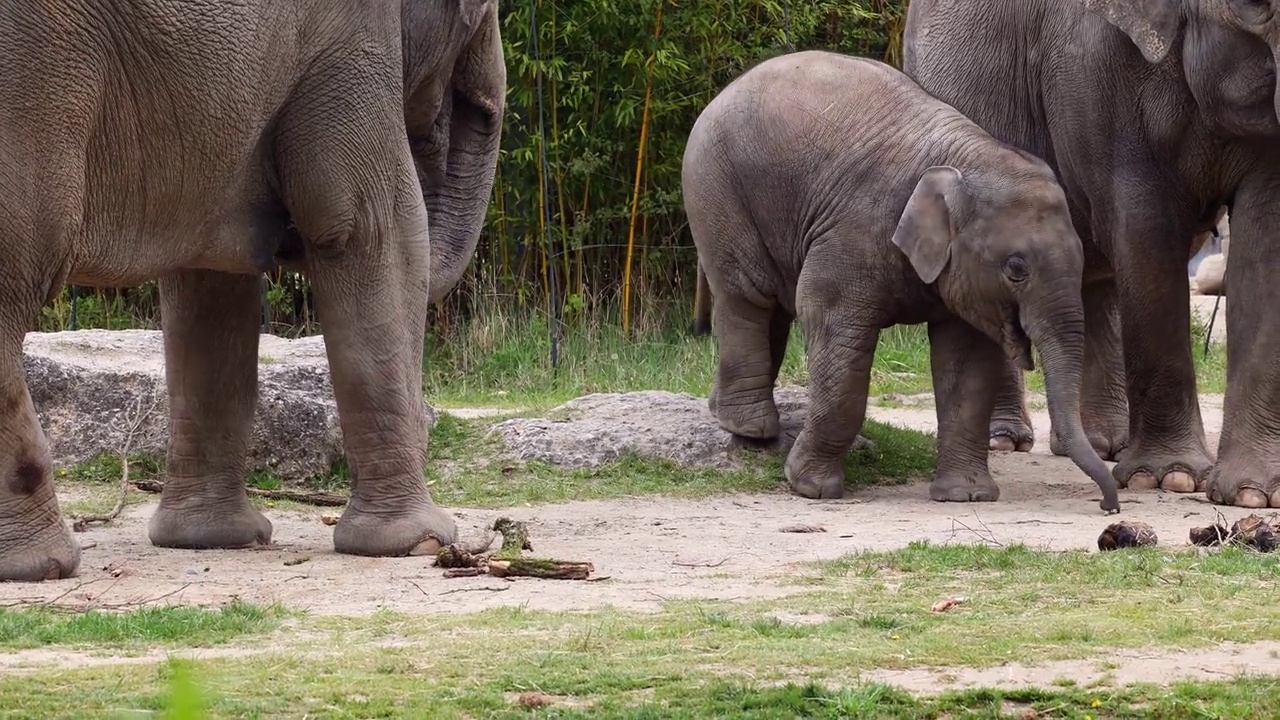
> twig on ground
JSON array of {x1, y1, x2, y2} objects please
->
[
  {"x1": 72, "y1": 395, "x2": 159, "y2": 532},
  {"x1": 947, "y1": 513, "x2": 1003, "y2": 547},
  {"x1": 432, "y1": 517, "x2": 595, "y2": 581}
]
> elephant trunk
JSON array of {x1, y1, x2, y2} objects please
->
[
  {"x1": 1026, "y1": 296, "x2": 1122, "y2": 513},
  {"x1": 421, "y1": 9, "x2": 506, "y2": 304}
]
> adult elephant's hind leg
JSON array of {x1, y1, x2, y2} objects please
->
[
  {"x1": 148, "y1": 270, "x2": 271, "y2": 549},
  {"x1": 303, "y1": 188, "x2": 456, "y2": 556}
]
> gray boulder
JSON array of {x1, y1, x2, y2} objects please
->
[
  {"x1": 21, "y1": 329, "x2": 429, "y2": 483},
  {"x1": 491, "y1": 387, "x2": 871, "y2": 469}
]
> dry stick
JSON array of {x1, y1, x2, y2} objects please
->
[{"x1": 72, "y1": 395, "x2": 158, "y2": 532}]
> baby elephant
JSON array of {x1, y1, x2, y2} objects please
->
[{"x1": 683, "y1": 51, "x2": 1120, "y2": 513}]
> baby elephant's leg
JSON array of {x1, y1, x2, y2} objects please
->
[
  {"x1": 785, "y1": 265, "x2": 880, "y2": 499},
  {"x1": 709, "y1": 295, "x2": 785, "y2": 441},
  {"x1": 929, "y1": 318, "x2": 1004, "y2": 502}
]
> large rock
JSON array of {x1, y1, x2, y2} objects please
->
[
  {"x1": 21, "y1": 329, "x2": 431, "y2": 482},
  {"x1": 491, "y1": 387, "x2": 872, "y2": 469}
]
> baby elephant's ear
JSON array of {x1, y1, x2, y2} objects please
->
[{"x1": 892, "y1": 166, "x2": 966, "y2": 285}]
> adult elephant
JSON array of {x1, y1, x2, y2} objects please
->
[
  {"x1": 0, "y1": 0, "x2": 506, "y2": 582},
  {"x1": 903, "y1": 0, "x2": 1280, "y2": 508}
]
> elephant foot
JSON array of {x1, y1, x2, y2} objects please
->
[
  {"x1": 333, "y1": 492, "x2": 458, "y2": 557},
  {"x1": 0, "y1": 520, "x2": 81, "y2": 582},
  {"x1": 930, "y1": 473, "x2": 1000, "y2": 503},
  {"x1": 783, "y1": 445, "x2": 845, "y2": 500},
  {"x1": 1049, "y1": 411, "x2": 1128, "y2": 461},
  {"x1": 148, "y1": 493, "x2": 273, "y2": 549},
  {"x1": 714, "y1": 397, "x2": 781, "y2": 442},
  {"x1": 1112, "y1": 443, "x2": 1212, "y2": 495},
  {"x1": 1206, "y1": 453, "x2": 1280, "y2": 508},
  {"x1": 989, "y1": 418, "x2": 1034, "y2": 453}
]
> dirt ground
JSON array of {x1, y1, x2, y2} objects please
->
[{"x1": 6, "y1": 391, "x2": 1273, "y2": 690}]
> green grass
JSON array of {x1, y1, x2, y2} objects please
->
[
  {"x1": 422, "y1": 411, "x2": 935, "y2": 507},
  {"x1": 0, "y1": 599, "x2": 286, "y2": 651},
  {"x1": 422, "y1": 305, "x2": 1230, "y2": 409},
  {"x1": 3, "y1": 543, "x2": 1279, "y2": 717}
]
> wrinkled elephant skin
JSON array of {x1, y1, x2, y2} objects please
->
[
  {"x1": 683, "y1": 52, "x2": 1120, "y2": 513},
  {"x1": 0, "y1": 1, "x2": 506, "y2": 581},
  {"x1": 905, "y1": 0, "x2": 1280, "y2": 507}
]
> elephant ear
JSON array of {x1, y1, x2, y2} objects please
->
[
  {"x1": 1074, "y1": 0, "x2": 1184, "y2": 64},
  {"x1": 892, "y1": 166, "x2": 966, "y2": 285}
]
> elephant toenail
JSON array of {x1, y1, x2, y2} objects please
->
[
  {"x1": 1235, "y1": 488, "x2": 1269, "y2": 508},
  {"x1": 1127, "y1": 471, "x2": 1158, "y2": 490},
  {"x1": 1270, "y1": 490, "x2": 1280, "y2": 508},
  {"x1": 1160, "y1": 472, "x2": 1196, "y2": 494},
  {"x1": 989, "y1": 436, "x2": 1016, "y2": 452}
]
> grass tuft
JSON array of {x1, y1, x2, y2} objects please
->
[{"x1": 0, "y1": 599, "x2": 286, "y2": 651}]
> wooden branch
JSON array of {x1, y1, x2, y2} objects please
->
[{"x1": 72, "y1": 395, "x2": 157, "y2": 532}]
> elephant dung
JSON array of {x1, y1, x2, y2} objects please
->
[
  {"x1": 1189, "y1": 514, "x2": 1276, "y2": 552},
  {"x1": 1097, "y1": 520, "x2": 1158, "y2": 551},
  {"x1": 22, "y1": 329, "x2": 431, "y2": 485}
]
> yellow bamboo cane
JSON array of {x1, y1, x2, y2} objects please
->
[{"x1": 621, "y1": 1, "x2": 665, "y2": 335}]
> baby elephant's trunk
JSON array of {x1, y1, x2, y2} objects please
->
[{"x1": 1026, "y1": 300, "x2": 1122, "y2": 514}]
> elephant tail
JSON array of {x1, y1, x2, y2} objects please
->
[{"x1": 690, "y1": 259, "x2": 713, "y2": 336}]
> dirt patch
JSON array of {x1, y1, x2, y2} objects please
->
[
  {"x1": 2, "y1": 396, "x2": 1242, "y2": 620},
  {"x1": 862, "y1": 640, "x2": 1280, "y2": 693}
]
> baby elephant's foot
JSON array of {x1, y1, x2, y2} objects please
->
[
  {"x1": 715, "y1": 399, "x2": 781, "y2": 442},
  {"x1": 989, "y1": 419, "x2": 1034, "y2": 453},
  {"x1": 783, "y1": 442, "x2": 845, "y2": 499},
  {"x1": 930, "y1": 473, "x2": 1001, "y2": 503}
]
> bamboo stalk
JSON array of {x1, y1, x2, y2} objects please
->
[{"x1": 621, "y1": 2, "x2": 665, "y2": 334}]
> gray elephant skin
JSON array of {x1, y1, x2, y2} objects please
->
[
  {"x1": 682, "y1": 51, "x2": 1120, "y2": 512},
  {"x1": 904, "y1": 0, "x2": 1280, "y2": 509},
  {"x1": 0, "y1": 1, "x2": 506, "y2": 581}
]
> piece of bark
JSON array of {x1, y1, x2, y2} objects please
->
[
  {"x1": 443, "y1": 567, "x2": 487, "y2": 578},
  {"x1": 488, "y1": 558, "x2": 594, "y2": 580}
]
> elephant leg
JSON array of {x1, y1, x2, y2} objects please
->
[
  {"x1": 784, "y1": 266, "x2": 879, "y2": 499},
  {"x1": 302, "y1": 197, "x2": 455, "y2": 556},
  {"x1": 987, "y1": 360, "x2": 1034, "y2": 453},
  {"x1": 708, "y1": 294, "x2": 783, "y2": 441},
  {"x1": 1106, "y1": 210, "x2": 1213, "y2": 493},
  {"x1": 1207, "y1": 177, "x2": 1280, "y2": 508},
  {"x1": 148, "y1": 270, "x2": 272, "y2": 549},
  {"x1": 931, "y1": 319, "x2": 1002, "y2": 502},
  {"x1": 1049, "y1": 278, "x2": 1130, "y2": 462},
  {"x1": 0, "y1": 262, "x2": 81, "y2": 581}
]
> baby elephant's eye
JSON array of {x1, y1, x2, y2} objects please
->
[{"x1": 1002, "y1": 255, "x2": 1030, "y2": 283}]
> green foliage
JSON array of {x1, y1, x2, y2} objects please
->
[{"x1": 40, "y1": 1, "x2": 909, "y2": 335}]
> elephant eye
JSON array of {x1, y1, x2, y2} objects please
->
[{"x1": 1002, "y1": 255, "x2": 1030, "y2": 283}]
